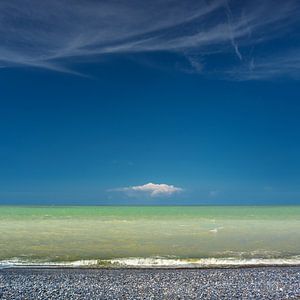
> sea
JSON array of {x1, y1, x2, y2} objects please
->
[{"x1": 0, "y1": 206, "x2": 299, "y2": 268}]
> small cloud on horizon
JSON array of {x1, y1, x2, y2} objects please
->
[{"x1": 110, "y1": 182, "x2": 183, "y2": 198}]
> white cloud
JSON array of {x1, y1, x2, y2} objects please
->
[
  {"x1": 227, "y1": 50, "x2": 300, "y2": 80},
  {"x1": 0, "y1": 0, "x2": 299, "y2": 78},
  {"x1": 114, "y1": 182, "x2": 183, "y2": 197}
]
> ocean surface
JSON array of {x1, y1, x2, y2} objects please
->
[{"x1": 0, "y1": 206, "x2": 299, "y2": 268}]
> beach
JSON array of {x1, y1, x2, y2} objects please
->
[
  {"x1": 1, "y1": 267, "x2": 300, "y2": 299},
  {"x1": 1, "y1": 206, "x2": 299, "y2": 298}
]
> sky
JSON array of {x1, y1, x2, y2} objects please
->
[{"x1": 0, "y1": 0, "x2": 300, "y2": 205}]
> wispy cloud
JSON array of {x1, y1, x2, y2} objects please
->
[
  {"x1": 111, "y1": 182, "x2": 183, "y2": 197},
  {"x1": 0, "y1": 0, "x2": 299, "y2": 78},
  {"x1": 228, "y1": 50, "x2": 300, "y2": 80}
]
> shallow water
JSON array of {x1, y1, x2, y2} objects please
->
[{"x1": 0, "y1": 206, "x2": 299, "y2": 267}]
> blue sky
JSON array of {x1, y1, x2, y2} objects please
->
[{"x1": 0, "y1": 0, "x2": 300, "y2": 205}]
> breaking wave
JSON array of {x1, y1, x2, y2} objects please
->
[{"x1": 1, "y1": 256, "x2": 300, "y2": 269}]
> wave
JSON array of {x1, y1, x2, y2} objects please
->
[
  {"x1": 0, "y1": 259, "x2": 98, "y2": 269},
  {"x1": 107, "y1": 256, "x2": 300, "y2": 268},
  {"x1": 1, "y1": 256, "x2": 300, "y2": 269}
]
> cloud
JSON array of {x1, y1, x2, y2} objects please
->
[
  {"x1": 0, "y1": 0, "x2": 299, "y2": 78},
  {"x1": 113, "y1": 182, "x2": 183, "y2": 197},
  {"x1": 227, "y1": 50, "x2": 300, "y2": 80}
]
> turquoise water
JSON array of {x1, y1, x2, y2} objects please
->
[{"x1": 0, "y1": 206, "x2": 299, "y2": 267}]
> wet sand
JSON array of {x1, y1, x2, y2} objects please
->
[{"x1": 1, "y1": 267, "x2": 300, "y2": 299}]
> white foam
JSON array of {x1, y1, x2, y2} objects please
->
[
  {"x1": 0, "y1": 258, "x2": 98, "y2": 269},
  {"x1": 209, "y1": 226, "x2": 223, "y2": 233},
  {"x1": 106, "y1": 256, "x2": 300, "y2": 268},
  {"x1": 1, "y1": 256, "x2": 300, "y2": 269}
]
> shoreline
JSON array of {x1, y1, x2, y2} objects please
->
[
  {"x1": 2, "y1": 264, "x2": 300, "y2": 270},
  {"x1": 2, "y1": 255, "x2": 300, "y2": 269}
]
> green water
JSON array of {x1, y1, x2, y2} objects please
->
[{"x1": 0, "y1": 206, "x2": 299, "y2": 265}]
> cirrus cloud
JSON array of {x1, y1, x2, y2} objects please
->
[
  {"x1": 0, "y1": 0, "x2": 300, "y2": 79},
  {"x1": 112, "y1": 182, "x2": 183, "y2": 197}
]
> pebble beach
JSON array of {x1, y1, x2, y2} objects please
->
[{"x1": 1, "y1": 267, "x2": 299, "y2": 299}]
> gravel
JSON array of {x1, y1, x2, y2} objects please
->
[{"x1": 0, "y1": 267, "x2": 299, "y2": 299}]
